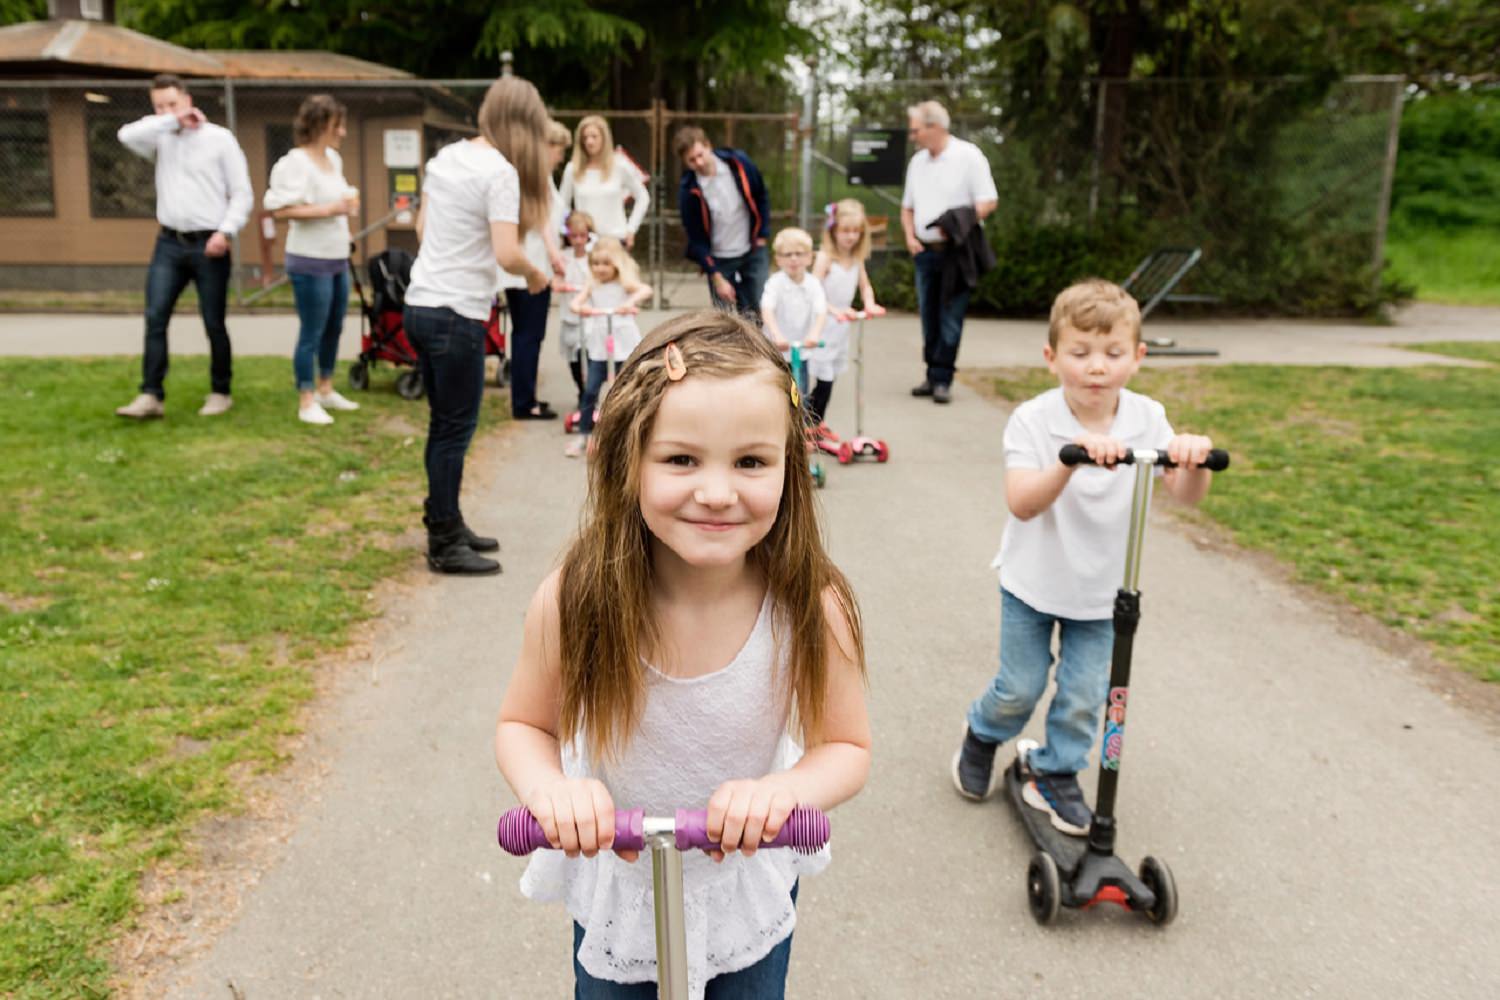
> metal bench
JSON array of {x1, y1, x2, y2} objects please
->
[{"x1": 1120, "y1": 247, "x2": 1220, "y2": 357}]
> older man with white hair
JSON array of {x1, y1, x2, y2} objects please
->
[{"x1": 900, "y1": 100, "x2": 998, "y2": 404}]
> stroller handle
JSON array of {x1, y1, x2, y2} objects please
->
[
  {"x1": 497, "y1": 805, "x2": 830, "y2": 856},
  {"x1": 1060, "y1": 444, "x2": 1229, "y2": 471}
]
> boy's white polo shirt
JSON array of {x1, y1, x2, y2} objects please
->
[
  {"x1": 900, "y1": 136, "x2": 997, "y2": 242},
  {"x1": 992, "y1": 386, "x2": 1174, "y2": 620}
]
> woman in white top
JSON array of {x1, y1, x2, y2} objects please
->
[
  {"x1": 403, "y1": 76, "x2": 551, "y2": 575},
  {"x1": 556, "y1": 115, "x2": 649, "y2": 247},
  {"x1": 264, "y1": 94, "x2": 361, "y2": 425}
]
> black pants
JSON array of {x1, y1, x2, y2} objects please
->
[
  {"x1": 141, "y1": 231, "x2": 233, "y2": 401},
  {"x1": 404, "y1": 304, "x2": 486, "y2": 523},
  {"x1": 806, "y1": 379, "x2": 835, "y2": 426},
  {"x1": 505, "y1": 286, "x2": 551, "y2": 416}
]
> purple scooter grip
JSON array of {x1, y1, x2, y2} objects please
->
[
  {"x1": 496, "y1": 806, "x2": 646, "y2": 856},
  {"x1": 673, "y1": 806, "x2": 830, "y2": 855}
]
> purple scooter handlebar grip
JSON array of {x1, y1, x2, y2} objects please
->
[
  {"x1": 496, "y1": 805, "x2": 830, "y2": 855},
  {"x1": 497, "y1": 806, "x2": 646, "y2": 856}
]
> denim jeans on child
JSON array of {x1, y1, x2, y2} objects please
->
[
  {"x1": 403, "y1": 304, "x2": 486, "y2": 523},
  {"x1": 571, "y1": 882, "x2": 798, "y2": 999},
  {"x1": 967, "y1": 587, "x2": 1114, "y2": 775},
  {"x1": 141, "y1": 231, "x2": 233, "y2": 401},
  {"x1": 912, "y1": 247, "x2": 972, "y2": 389},
  {"x1": 288, "y1": 267, "x2": 349, "y2": 391},
  {"x1": 577, "y1": 358, "x2": 611, "y2": 435}
]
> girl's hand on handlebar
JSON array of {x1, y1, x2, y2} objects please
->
[
  {"x1": 524, "y1": 777, "x2": 638, "y2": 862},
  {"x1": 1166, "y1": 433, "x2": 1214, "y2": 470},
  {"x1": 1071, "y1": 432, "x2": 1129, "y2": 469},
  {"x1": 705, "y1": 777, "x2": 798, "y2": 861},
  {"x1": 866, "y1": 303, "x2": 886, "y2": 317}
]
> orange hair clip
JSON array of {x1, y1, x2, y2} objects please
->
[{"x1": 664, "y1": 341, "x2": 687, "y2": 381}]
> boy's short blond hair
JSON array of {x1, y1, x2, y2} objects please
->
[
  {"x1": 772, "y1": 227, "x2": 813, "y2": 255},
  {"x1": 1048, "y1": 279, "x2": 1142, "y2": 348}
]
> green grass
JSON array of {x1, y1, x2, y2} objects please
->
[
  {"x1": 974, "y1": 352, "x2": 1500, "y2": 682},
  {"x1": 0, "y1": 357, "x2": 504, "y2": 997},
  {"x1": 1385, "y1": 227, "x2": 1500, "y2": 306}
]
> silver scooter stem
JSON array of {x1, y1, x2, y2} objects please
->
[
  {"x1": 1122, "y1": 450, "x2": 1159, "y2": 593},
  {"x1": 647, "y1": 823, "x2": 689, "y2": 1000}
]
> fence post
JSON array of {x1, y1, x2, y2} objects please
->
[
  {"x1": 1371, "y1": 79, "x2": 1404, "y2": 294},
  {"x1": 224, "y1": 77, "x2": 244, "y2": 305},
  {"x1": 799, "y1": 56, "x2": 817, "y2": 233}
]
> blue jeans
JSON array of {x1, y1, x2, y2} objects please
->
[
  {"x1": 577, "y1": 359, "x2": 611, "y2": 435},
  {"x1": 707, "y1": 245, "x2": 769, "y2": 322},
  {"x1": 403, "y1": 304, "x2": 486, "y2": 523},
  {"x1": 141, "y1": 231, "x2": 233, "y2": 401},
  {"x1": 967, "y1": 588, "x2": 1114, "y2": 775},
  {"x1": 289, "y1": 268, "x2": 349, "y2": 391},
  {"x1": 505, "y1": 286, "x2": 551, "y2": 416},
  {"x1": 572, "y1": 882, "x2": 798, "y2": 999},
  {"x1": 913, "y1": 248, "x2": 972, "y2": 388}
]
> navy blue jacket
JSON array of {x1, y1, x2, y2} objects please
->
[{"x1": 678, "y1": 148, "x2": 771, "y2": 275}]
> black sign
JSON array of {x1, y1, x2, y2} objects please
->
[{"x1": 847, "y1": 128, "x2": 907, "y2": 187}]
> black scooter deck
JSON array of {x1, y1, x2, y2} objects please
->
[{"x1": 1003, "y1": 759, "x2": 1087, "y2": 873}]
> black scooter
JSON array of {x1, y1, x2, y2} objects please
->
[{"x1": 1005, "y1": 443, "x2": 1229, "y2": 926}]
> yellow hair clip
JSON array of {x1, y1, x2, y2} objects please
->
[
  {"x1": 664, "y1": 342, "x2": 687, "y2": 382},
  {"x1": 789, "y1": 376, "x2": 800, "y2": 409}
]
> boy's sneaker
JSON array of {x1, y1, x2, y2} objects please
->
[
  {"x1": 950, "y1": 725, "x2": 1000, "y2": 801},
  {"x1": 1022, "y1": 766, "x2": 1093, "y2": 837}
]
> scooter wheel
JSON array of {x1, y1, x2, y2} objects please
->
[
  {"x1": 348, "y1": 361, "x2": 369, "y2": 391},
  {"x1": 1026, "y1": 851, "x2": 1061, "y2": 925},
  {"x1": 837, "y1": 442, "x2": 853, "y2": 465},
  {"x1": 1138, "y1": 855, "x2": 1178, "y2": 926}
]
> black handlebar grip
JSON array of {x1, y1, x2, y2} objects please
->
[{"x1": 1058, "y1": 445, "x2": 1230, "y2": 471}]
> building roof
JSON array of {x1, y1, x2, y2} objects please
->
[{"x1": 0, "y1": 19, "x2": 411, "y2": 80}]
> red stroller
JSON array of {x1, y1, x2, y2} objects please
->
[{"x1": 348, "y1": 248, "x2": 509, "y2": 400}]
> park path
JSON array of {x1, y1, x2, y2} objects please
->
[{"x1": 73, "y1": 305, "x2": 1497, "y2": 998}]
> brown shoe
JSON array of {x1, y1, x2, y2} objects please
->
[
  {"x1": 115, "y1": 393, "x2": 164, "y2": 419},
  {"x1": 198, "y1": 393, "x2": 233, "y2": 416}
]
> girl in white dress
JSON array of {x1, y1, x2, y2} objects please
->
[
  {"x1": 809, "y1": 199, "x2": 885, "y2": 438},
  {"x1": 564, "y1": 238, "x2": 652, "y2": 458},
  {"x1": 495, "y1": 311, "x2": 871, "y2": 999}
]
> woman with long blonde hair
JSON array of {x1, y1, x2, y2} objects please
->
[
  {"x1": 557, "y1": 114, "x2": 650, "y2": 248},
  {"x1": 496, "y1": 310, "x2": 871, "y2": 997},
  {"x1": 403, "y1": 75, "x2": 551, "y2": 574}
]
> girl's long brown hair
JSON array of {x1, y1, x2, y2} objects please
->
[
  {"x1": 557, "y1": 310, "x2": 866, "y2": 764},
  {"x1": 476, "y1": 76, "x2": 552, "y2": 236}
]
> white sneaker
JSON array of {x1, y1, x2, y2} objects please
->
[
  {"x1": 115, "y1": 393, "x2": 164, "y2": 419},
  {"x1": 564, "y1": 436, "x2": 587, "y2": 458},
  {"x1": 315, "y1": 390, "x2": 360, "y2": 412},
  {"x1": 198, "y1": 393, "x2": 233, "y2": 416},
  {"x1": 298, "y1": 401, "x2": 334, "y2": 425}
]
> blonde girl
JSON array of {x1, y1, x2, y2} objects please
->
[
  {"x1": 495, "y1": 311, "x2": 871, "y2": 999},
  {"x1": 557, "y1": 210, "x2": 596, "y2": 402},
  {"x1": 564, "y1": 237, "x2": 652, "y2": 458},
  {"x1": 558, "y1": 114, "x2": 651, "y2": 247},
  {"x1": 808, "y1": 198, "x2": 885, "y2": 435}
]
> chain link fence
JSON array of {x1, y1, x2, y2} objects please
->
[
  {"x1": 811, "y1": 76, "x2": 1405, "y2": 314},
  {"x1": 0, "y1": 78, "x2": 804, "y2": 306}
]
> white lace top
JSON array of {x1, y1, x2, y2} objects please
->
[
  {"x1": 581, "y1": 280, "x2": 643, "y2": 362},
  {"x1": 519, "y1": 595, "x2": 830, "y2": 998},
  {"x1": 809, "y1": 260, "x2": 861, "y2": 382}
]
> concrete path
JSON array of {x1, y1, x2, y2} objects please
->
[{"x1": 60, "y1": 304, "x2": 1496, "y2": 998}]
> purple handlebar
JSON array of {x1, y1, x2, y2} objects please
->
[{"x1": 497, "y1": 805, "x2": 830, "y2": 856}]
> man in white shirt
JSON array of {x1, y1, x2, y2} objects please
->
[
  {"x1": 115, "y1": 74, "x2": 253, "y2": 419},
  {"x1": 899, "y1": 100, "x2": 998, "y2": 405}
]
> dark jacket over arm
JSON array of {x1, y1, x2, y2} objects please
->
[{"x1": 932, "y1": 205, "x2": 996, "y2": 302}]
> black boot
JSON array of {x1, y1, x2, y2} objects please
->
[
  {"x1": 424, "y1": 516, "x2": 501, "y2": 575},
  {"x1": 425, "y1": 499, "x2": 499, "y2": 553}
]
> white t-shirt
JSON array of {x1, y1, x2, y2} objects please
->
[
  {"x1": 558, "y1": 159, "x2": 650, "y2": 241},
  {"x1": 406, "y1": 140, "x2": 520, "y2": 321},
  {"x1": 263, "y1": 147, "x2": 351, "y2": 260},
  {"x1": 900, "y1": 136, "x2": 998, "y2": 243},
  {"x1": 992, "y1": 387, "x2": 1174, "y2": 620},
  {"x1": 696, "y1": 161, "x2": 752, "y2": 259},
  {"x1": 760, "y1": 271, "x2": 826, "y2": 358}
]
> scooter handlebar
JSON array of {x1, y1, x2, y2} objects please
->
[
  {"x1": 1059, "y1": 444, "x2": 1230, "y2": 471},
  {"x1": 497, "y1": 805, "x2": 830, "y2": 856}
]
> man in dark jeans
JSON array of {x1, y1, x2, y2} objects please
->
[
  {"x1": 675, "y1": 125, "x2": 771, "y2": 320},
  {"x1": 115, "y1": 74, "x2": 252, "y2": 419}
]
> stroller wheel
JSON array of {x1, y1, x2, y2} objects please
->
[
  {"x1": 499, "y1": 357, "x2": 512, "y2": 388},
  {"x1": 348, "y1": 361, "x2": 370, "y2": 391},
  {"x1": 395, "y1": 369, "x2": 425, "y2": 401}
]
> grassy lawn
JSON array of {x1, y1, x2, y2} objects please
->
[
  {"x1": 0, "y1": 356, "x2": 504, "y2": 997},
  {"x1": 1385, "y1": 228, "x2": 1500, "y2": 306},
  {"x1": 973, "y1": 346, "x2": 1499, "y2": 682}
]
